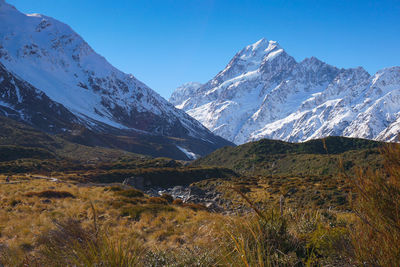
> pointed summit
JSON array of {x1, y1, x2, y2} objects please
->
[
  {"x1": 238, "y1": 38, "x2": 286, "y2": 67},
  {"x1": 171, "y1": 38, "x2": 400, "y2": 145},
  {"x1": 215, "y1": 38, "x2": 288, "y2": 82},
  {"x1": 240, "y1": 38, "x2": 282, "y2": 59},
  {"x1": 248, "y1": 38, "x2": 269, "y2": 51}
]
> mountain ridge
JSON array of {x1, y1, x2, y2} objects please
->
[
  {"x1": 170, "y1": 38, "x2": 400, "y2": 144},
  {"x1": 0, "y1": 0, "x2": 233, "y2": 159}
]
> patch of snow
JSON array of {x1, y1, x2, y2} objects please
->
[{"x1": 176, "y1": 145, "x2": 197, "y2": 160}]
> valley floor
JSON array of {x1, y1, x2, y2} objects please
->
[
  {"x1": 0, "y1": 173, "x2": 357, "y2": 266},
  {"x1": 0, "y1": 137, "x2": 398, "y2": 266}
]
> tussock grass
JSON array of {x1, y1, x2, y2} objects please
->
[
  {"x1": 114, "y1": 188, "x2": 144, "y2": 198},
  {"x1": 213, "y1": 186, "x2": 355, "y2": 266},
  {"x1": 0, "y1": 177, "x2": 227, "y2": 266},
  {"x1": 37, "y1": 217, "x2": 145, "y2": 267},
  {"x1": 121, "y1": 204, "x2": 175, "y2": 220},
  {"x1": 349, "y1": 144, "x2": 400, "y2": 266},
  {"x1": 2, "y1": 140, "x2": 399, "y2": 266},
  {"x1": 147, "y1": 196, "x2": 169, "y2": 204}
]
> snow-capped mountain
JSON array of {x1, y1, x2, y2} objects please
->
[
  {"x1": 0, "y1": 0, "x2": 232, "y2": 159},
  {"x1": 170, "y1": 82, "x2": 203, "y2": 109},
  {"x1": 170, "y1": 38, "x2": 400, "y2": 144}
]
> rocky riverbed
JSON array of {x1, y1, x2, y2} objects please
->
[{"x1": 145, "y1": 185, "x2": 230, "y2": 212}]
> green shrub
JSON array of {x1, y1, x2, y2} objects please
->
[
  {"x1": 115, "y1": 189, "x2": 144, "y2": 198},
  {"x1": 307, "y1": 225, "x2": 350, "y2": 262},
  {"x1": 121, "y1": 204, "x2": 175, "y2": 220},
  {"x1": 147, "y1": 197, "x2": 168, "y2": 205},
  {"x1": 160, "y1": 193, "x2": 174, "y2": 203},
  {"x1": 25, "y1": 190, "x2": 75, "y2": 199},
  {"x1": 106, "y1": 185, "x2": 124, "y2": 192}
]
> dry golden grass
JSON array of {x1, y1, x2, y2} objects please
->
[
  {"x1": 0, "y1": 172, "x2": 363, "y2": 266},
  {"x1": 0, "y1": 175, "x2": 230, "y2": 266}
]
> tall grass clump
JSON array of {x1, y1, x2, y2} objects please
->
[
  {"x1": 37, "y1": 209, "x2": 145, "y2": 266},
  {"x1": 350, "y1": 144, "x2": 400, "y2": 266},
  {"x1": 221, "y1": 188, "x2": 307, "y2": 266},
  {"x1": 222, "y1": 211, "x2": 307, "y2": 266}
]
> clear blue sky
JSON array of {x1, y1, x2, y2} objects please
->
[{"x1": 7, "y1": 0, "x2": 400, "y2": 99}]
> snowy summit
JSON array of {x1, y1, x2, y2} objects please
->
[
  {"x1": 0, "y1": 1, "x2": 232, "y2": 159},
  {"x1": 170, "y1": 38, "x2": 400, "y2": 144}
]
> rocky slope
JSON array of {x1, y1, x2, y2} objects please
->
[
  {"x1": 0, "y1": 0, "x2": 233, "y2": 159},
  {"x1": 170, "y1": 38, "x2": 400, "y2": 144}
]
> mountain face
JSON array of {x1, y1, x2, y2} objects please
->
[
  {"x1": 170, "y1": 38, "x2": 400, "y2": 144},
  {"x1": 170, "y1": 82, "x2": 203, "y2": 108},
  {"x1": 0, "y1": 1, "x2": 233, "y2": 160}
]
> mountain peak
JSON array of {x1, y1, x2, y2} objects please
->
[
  {"x1": 218, "y1": 38, "x2": 286, "y2": 80},
  {"x1": 248, "y1": 38, "x2": 268, "y2": 50},
  {"x1": 0, "y1": 0, "x2": 233, "y2": 159},
  {"x1": 242, "y1": 38, "x2": 282, "y2": 57},
  {"x1": 171, "y1": 38, "x2": 400, "y2": 145}
]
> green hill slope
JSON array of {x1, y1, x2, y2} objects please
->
[
  {"x1": 193, "y1": 136, "x2": 385, "y2": 176},
  {"x1": 0, "y1": 116, "x2": 142, "y2": 163}
]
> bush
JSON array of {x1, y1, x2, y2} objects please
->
[
  {"x1": 121, "y1": 204, "x2": 175, "y2": 220},
  {"x1": 106, "y1": 185, "x2": 124, "y2": 192},
  {"x1": 222, "y1": 210, "x2": 307, "y2": 266},
  {"x1": 307, "y1": 224, "x2": 351, "y2": 264},
  {"x1": 115, "y1": 188, "x2": 144, "y2": 198},
  {"x1": 147, "y1": 197, "x2": 168, "y2": 205},
  {"x1": 160, "y1": 193, "x2": 174, "y2": 203},
  {"x1": 172, "y1": 198, "x2": 183, "y2": 205},
  {"x1": 349, "y1": 144, "x2": 400, "y2": 266},
  {"x1": 25, "y1": 190, "x2": 75, "y2": 199},
  {"x1": 109, "y1": 198, "x2": 145, "y2": 209},
  {"x1": 221, "y1": 188, "x2": 308, "y2": 266}
]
